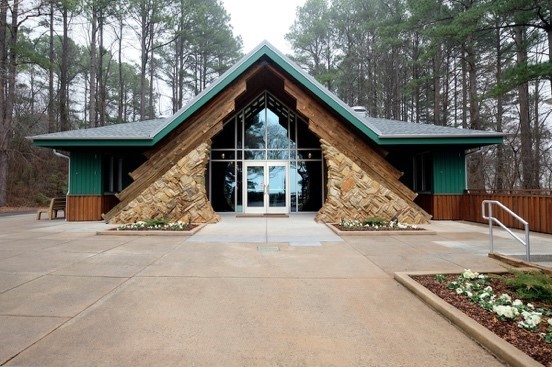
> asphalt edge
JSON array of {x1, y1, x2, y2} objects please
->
[{"x1": 394, "y1": 271, "x2": 544, "y2": 367}]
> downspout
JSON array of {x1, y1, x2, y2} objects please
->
[
  {"x1": 53, "y1": 149, "x2": 70, "y2": 196},
  {"x1": 464, "y1": 148, "x2": 481, "y2": 193}
]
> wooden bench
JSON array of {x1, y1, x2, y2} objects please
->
[{"x1": 36, "y1": 197, "x2": 67, "y2": 220}]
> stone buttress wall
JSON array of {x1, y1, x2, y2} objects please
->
[
  {"x1": 109, "y1": 142, "x2": 219, "y2": 224},
  {"x1": 316, "y1": 140, "x2": 430, "y2": 224}
]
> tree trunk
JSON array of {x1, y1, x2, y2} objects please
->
[
  {"x1": 139, "y1": 3, "x2": 148, "y2": 120},
  {"x1": 514, "y1": 25, "x2": 535, "y2": 189},
  {"x1": 148, "y1": 17, "x2": 155, "y2": 119},
  {"x1": 461, "y1": 48, "x2": 467, "y2": 129},
  {"x1": 118, "y1": 16, "x2": 124, "y2": 123},
  {"x1": 48, "y1": 0, "x2": 55, "y2": 132},
  {"x1": 98, "y1": 10, "x2": 106, "y2": 126},
  {"x1": 0, "y1": 0, "x2": 18, "y2": 206},
  {"x1": 59, "y1": 5, "x2": 69, "y2": 131},
  {"x1": 495, "y1": 27, "x2": 505, "y2": 190},
  {"x1": 89, "y1": 6, "x2": 97, "y2": 127},
  {"x1": 533, "y1": 79, "x2": 541, "y2": 188},
  {"x1": 466, "y1": 35, "x2": 484, "y2": 189},
  {"x1": 433, "y1": 49, "x2": 441, "y2": 126}
]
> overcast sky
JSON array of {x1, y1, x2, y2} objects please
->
[{"x1": 221, "y1": 0, "x2": 307, "y2": 55}]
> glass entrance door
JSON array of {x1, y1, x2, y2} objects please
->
[{"x1": 244, "y1": 162, "x2": 288, "y2": 214}]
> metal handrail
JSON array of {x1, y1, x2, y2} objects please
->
[{"x1": 482, "y1": 200, "x2": 531, "y2": 261}]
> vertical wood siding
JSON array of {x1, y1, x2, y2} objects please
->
[
  {"x1": 418, "y1": 194, "x2": 552, "y2": 234},
  {"x1": 66, "y1": 195, "x2": 119, "y2": 221}
]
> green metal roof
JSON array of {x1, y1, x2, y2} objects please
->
[{"x1": 30, "y1": 41, "x2": 504, "y2": 148}]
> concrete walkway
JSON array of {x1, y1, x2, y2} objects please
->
[{"x1": 1, "y1": 214, "x2": 551, "y2": 366}]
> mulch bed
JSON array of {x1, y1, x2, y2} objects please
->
[
  {"x1": 414, "y1": 274, "x2": 552, "y2": 366},
  {"x1": 333, "y1": 224, "x2": 424, "y2": 231}
]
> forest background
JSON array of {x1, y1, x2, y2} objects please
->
[{"x1": 0, "y1": 0, "x2": 550, "y2": 207}]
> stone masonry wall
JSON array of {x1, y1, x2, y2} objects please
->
[
  {"x1": 110, "y1": 142, "x2": 219, "y2": 224},
  {"x1": 316, "y1": 140, "x2": 430, "y2": 224}
]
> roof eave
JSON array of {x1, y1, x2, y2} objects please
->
[
  {"x1": 32, "y1": 138, "x2": 154, "y2": 148},
  {"x1": 378, "y1": 136, "x2": 504, "y2": 145}
]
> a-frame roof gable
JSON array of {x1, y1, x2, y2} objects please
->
[{"x1": 31, "y1": 41, "x2": 503, "y2": 148}]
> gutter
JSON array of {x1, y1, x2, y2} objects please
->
[
  {"x1": 464, "y1": 148, "x2": 482, "y2": 192},
  {"x1": 53, "y1": 150, "x2": 70, "y2": 198}
]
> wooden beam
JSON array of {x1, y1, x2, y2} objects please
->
[
  {"x1": 103, "y1": 71, "x2": 252, "y2": 222},
  {"x1": 281, "y1": 78, "x2": 419, "y2": 204}
]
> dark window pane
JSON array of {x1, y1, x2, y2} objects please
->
[
  {"x1": 297, "y1": 161, "x2": 323, "y2": 212},
  {"x1": 212, "y1": 118, "x2": 235, "y2": 149},
  {"x1": 290, "y1": 162, "x2": 297, "y2": 212},
  {"x1": 236, "y1": 162, "x2": 243, "y2": 212},
  {"x1": 211, "y1": 150, "x2": 235, "y2": 160},
  {"x1": 296, "y1": 118, "x2": 320, "y2": 148},
  {"x1": 267, "y1": 108, "x2": 289, "y2": 149},
  {"x1": 210, "y1": 162, "x2": 236, "y2": 212},
  {"x1": 244, "y1": 150, "x2": 266, "y2": 160},
  {"x1": 297, "y1": 150, "x2": 322, "y2": 160},
  {"x1": 245, "y1": 109, "x2": 266, "y2": 149},
  {"x1": 267, "y1": 150, "x2": 289, "y2": 160}
]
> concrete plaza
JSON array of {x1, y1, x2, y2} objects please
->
[{"x1": 1, "y1": 213, "x2": 551, "y2": 366}]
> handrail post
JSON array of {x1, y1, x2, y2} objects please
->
[
  {"x1": 488, "y1": 201, "x2": 494, "y2": 254},
  {"x1": 525, "y1": 226, "x2": 530, "y2": 262},
  {"x1": 481, "y1": 199, "x2": 530, "y2": 262}
]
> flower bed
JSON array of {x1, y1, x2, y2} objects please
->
[
  {"x1": 117, "y1": 220, "x2": 196, "y2": 231},
  {"x1": 415, "y1": 270, "x2": 552, "y2": 366},
  {"x1": 334, "y1": 218, "x2": 424, "y2": 231}
]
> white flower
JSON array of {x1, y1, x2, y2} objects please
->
[
  {"x1": 493, "y1": 305, "x2": 519, "y2": 319},
  {"x1": 519, "y1": 311, "x2": 542, "y2": 329},
  {"x1": 478, "y1": 274, "x2": 487, "y2": 279},
  {"x1": 456, "y1": 288, "x2": 463, "y2": 294},
  {"x1": 498, "y1": 294, "x2": 512, "y2": 303},
  {"x1": 527, "y1": 303, "x2": 534, "y2": 310},
  {"x1": 548, "y1": 318, "x2": 552, "y2": 326},
  {"x1": 465, "y1": 282, "x2": 472, "y2": 290},
  {"x1": 512, "y1": 299, "x2": 524, "y2": 307},
  {"x1": 462, "y1": 269, "x2": 479, "y2": 280},
  {"x1": 466, "y1": 291, "x2": 473, "y2": 298},
  {"x1": 479, "y1": 292, "x2": 490, "y2": 299},
  {"x1": 484, "y1": 286, "x2": 493, "y2": 292}
]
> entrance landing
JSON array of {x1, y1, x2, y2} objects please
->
[{"x1": 187, "y1": 213, "x2": 343, "y2": 244}]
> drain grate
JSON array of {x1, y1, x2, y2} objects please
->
[{"x1": 257, "y1": 246, "x2": 280, "y2": 252}]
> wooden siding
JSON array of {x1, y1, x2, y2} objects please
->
[
  {"x1": 418, "y1": 194, "x2": 552, "y2": 234},
  {"x1": 460, "y1": 194, "x2": 552, "y2": 234},
  {"x1": 433, "y1": 150, "x2": 465, "y2": 194},
  {"x1": 69, "y1": 151, "x2": 103, "y2": 195},
  {"x1": 415, "y1": 194, "x2": 463, "y2": 220},
  {"x1": 67, "y1": 195, "x2": 119, "y2": 221}
]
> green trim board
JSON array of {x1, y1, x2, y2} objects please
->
[
  {"x1": 30, "y1": 41, "x2": 504, "y2": 149},
  {"x1": 379, "y1": 136, "x2": 503, "y2": 146},
  {"x1": 33, "y1": 139, "x2": 153, "y2": 148}
]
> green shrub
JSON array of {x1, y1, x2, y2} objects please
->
[
  {"x1": 503, "y1": 271, "x2": 552, "y2": 303},
  {"x1": 363, "y1": 217, "x2": 388, "y2": 226},
  {"x1": 144, "y1": 218, "x2": 168, "y2": 227}
]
